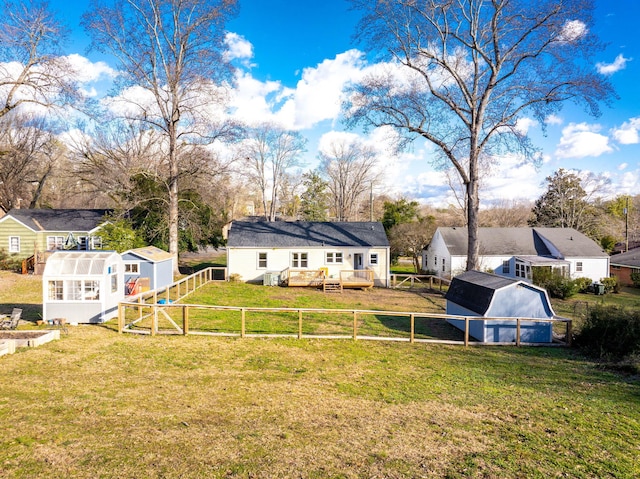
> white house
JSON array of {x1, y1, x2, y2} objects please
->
[
  {"x1": 42, "y1": 251, "x2": 125, "y2": 324},
  {"x1": 422, "y1": 227, "x2": 609, "y2": 282},
  {"x1": 445, "y1": 270, "x2": 556, "y2": 343},
  {"x1": 226, "y1": 221, "x2": 390, "y2": 287}
]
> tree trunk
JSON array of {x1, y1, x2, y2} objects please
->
[{"x1": 168, "y1": 123, "x2": 180, "y2": 276}]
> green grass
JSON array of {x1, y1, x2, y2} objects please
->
[{"x1": 1, "y1": 271, "x2": 639, "y2": 478}]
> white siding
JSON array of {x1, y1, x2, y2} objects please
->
[{"x1": 566, "y1": 257, "x2": 609, "y2": 282}]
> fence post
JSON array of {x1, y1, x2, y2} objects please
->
[
  {"x1": 464, "y1": 317, "x2": 469, "y2": 347},
  {"x1": 241, "y1": 308, "x2": 246, "y2": 338},
  {"x1": 566, "y1": 320, "x2": 573, "y2": 346},
  {"x1": 353, "y1": 311, "x2": 358, "y2": 340},
  {"x1": 516, "y1": 318, "x2": 521, "y2": 346},
  {"x1": 183, "y1": 305, "x2": 189, "y2": 335},
  {"x1": 410, "y1": 314, "x2": 415, "y2": 343},
  {"x1": 151, "y1": 305, "x2": 157, "y2": 336},
  {"x1": 298, "y1": 310, "x2": 302, "y2": 339},
  {"x1": 118, "y1": 303, "x2": 124, "y2": 333}
]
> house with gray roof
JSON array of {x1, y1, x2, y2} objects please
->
[
  {"x1": 445, "y1": 270, "x2": 557, "y2": 343},
  {"x1": 422, "y1": 227, "x2": 609, "y2": 282},
  {"x1": 0, "y1": 209, "x2": 111, "y2": 270},
  {"x1": 609, "y1": 248, "x2": 640, "y2": 286},
  {"x1": 226, "y1": 221, "x2": 390, "y2": 287}
]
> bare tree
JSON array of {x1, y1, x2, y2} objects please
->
[
  {"x1": 0, "y1": 113, "x2": 65, "y2": 212},
  {"x1": 241, "y1": 123, "x2": 307, "y2": 221},
  {"x1": 0, "y1": 0, "x2": 79, "y2": 118},
  {"x1": 83, "y1": 0, "x2": 238, "y2": 272},
  {"x1": 319, "y1": 137, "x2": 380, "y2": 221},
  {"x1": 347, "y1": 0, "x2": 614, "y2": 271}
]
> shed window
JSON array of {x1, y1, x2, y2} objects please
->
[
  {"x1": 326, "y1": 252, "x2": 343, "y2": 264},
  {"x1": 434, "y1": 256, "x2": 437, "y2": 266},
  {"x1": 47, "y1": 236, "x2": 64, "y2": 250},
  {"x1": 369, "y1": 253, "x2": 379, "y2": 265},
  {"x1": 442, "y1": 258, "x2": 445, "y2": 272},
  {"x1": 125, "y1": 262, "x2": 140, "y2": 274},
  {"x1": 257, "y1": 252, "x2": 268, "y2": 269},
  {"x1": 292, "y1": 252, "x2": 308, "y2": 268},
  {"x1": 110, "y1": 264, "x2": 118, "y2": 293},
  {"x1": 48, "y1": 280, "x2": 64, "y2": 300},
  {"x1": 84, "y1": 281, "x2": 100, "y2": 300},
  {"x1": 9, "y1": 236, "x2": 20, "y2": 253},
  {"x1": 65, "y1": 280, "x2": 83, "y2": 300}
]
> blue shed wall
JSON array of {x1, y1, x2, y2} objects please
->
[{"x1": 486, "y1": 285, "x2": 553, "y2": 319}]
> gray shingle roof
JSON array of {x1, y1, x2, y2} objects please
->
[
  {"x1": 227, "y1": 221, "x2": 389, "y2": 248},
  {"x1": 4, "y1": 209, "x2": 112, "y2": 232},
  {"x1": 445, "y1": 270, "x2": 518, "y2": 315},
  {"x1": 437, "y1": 227, "x2": 606, "y2": 258},
  {"x1": 609, "y1": 248, "x2": 640, "y2": 268}
]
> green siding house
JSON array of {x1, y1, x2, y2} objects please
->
[{"x1": 0, "y1": 209, "x2": 112, "y2": 270}]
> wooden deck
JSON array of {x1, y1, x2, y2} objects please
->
[{"x1": 286, "y1": 269, "x2": 374, "y2": 290}]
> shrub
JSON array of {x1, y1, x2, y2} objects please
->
[
  {"x1": 574, "y1": 304, "x2": 640, "y2": 361},
  {"x1": 573, "y1": 277, "x2": 593, "y2": 293},
  {"x1": 533, "y1": 268, "x2": 578, "y2": 299},
  {"x1": 631, "y1": 271, "x2": 640, "y2": 288},
  {"x1": 0, "y1": 249, "x2": 23, "y2": 272},
  {"x1": 600, "y1": 276, "x2": 619, "y2": 294}
]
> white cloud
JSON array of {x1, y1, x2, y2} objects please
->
[
  {"x1": 618, "y1": 163, "x2": 628, "y2": 171},
  {"x1": 558, "y1": 20, "x2": 587, "y2": 42},
  {"x1": 545, "y1": 114, "x2": 563, "y2": 126},
  {"x1": 515, "y1": 117, "x2": 537, "y2": 135},
  {"x1": 224, "y1": 32, "x2": 254, "y2": 64},
  {"x1": 612, "y1": 117, "x2": 640, "y2": 145},
  {"x1": 555, "y1": 122, "x2": 613, "y2": 159},
  {"x1": 229, "y1": 70, "x2": 288, "y2": 125},
  {"x1": 65, "y1": 54, "x2": 117, "y2": 83},
  {"x1": 596, "y1": 54, "x2": 631, "y2": 75}
]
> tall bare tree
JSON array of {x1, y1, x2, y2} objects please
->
[
  {"x1": 0, "y1": 0, "x2": 78, "y2": 119},
  {"x1": 83, "y1": 0, "x2": 238, "y2": 272},
  {"x1": 241, "y1": 123, "x2": 307, "y2": 221},
  {"x1": 346, "y1": 0, "x2": 614, "y2": 271},
  {"x1": 318, "y1": 136, "x2": 380, "y2": 221}
]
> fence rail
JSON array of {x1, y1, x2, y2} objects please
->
[
  {"x1": 118, "y1": 269, "x2": 572, "y2": 347},
  {"x1": 390, "y1": 274, "x2": 451, "y2": 291}
]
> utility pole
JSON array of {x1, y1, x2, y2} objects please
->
[{"x1": 624, "y1": 196, "x2": 629, "y2": 253}]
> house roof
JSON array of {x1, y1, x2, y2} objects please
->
[
  {"x1": 2, "y1": 209, "x2": 112, "y2": 233},
  {"x1": 609, "y1": 248, "x2": 640, "y2": 268},
  {"x1": 435, "y1": 227, "x2": 606, "y2": 258},
  {"x1": 445, "y1": 270, "x2": 518, "y2": 315},
  {"x1": 123, "y1": 246, "x2": 173, "y2": 262},
  {"x1": 227, "y1": 221, "x2": 389, "y2": 248}
]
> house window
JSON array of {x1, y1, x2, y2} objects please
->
[
  {"x1": 326, "y1": 252, "x2": 343, "y2": 264},
  {"x1": 48, "y1": 280, "x2": 64, "y2": 301},
  {"x1": 369, "y1": 253, "x2": 379, "y2": 265},
  {"x1": 257, "y1": 252, "x2": 268, "y2": 269},
  {"x1": 442, "y1": 258, "x2": 445, "y2": 272},
  {"x1": 9, "y1": 236, "x2": 20, "y2": 253},
  {"x1": 434, "y1": 256, "x2": 437, "y2": 266},
  {"x1": 576, "y1": 262, "x2": 583, "y2": 272},
  {"x1": 515, "y1": 262, "x2": 524, "y2": 278},
  {"x1": 78, "y1": 236, "x2": 88, "y2": 250},
  {"x1": 503, "y1": 260, "x2": 510, "y2": 274},
  {"x1": 90, "y1": 236, "x2": 102, "y2": 249},
  {"x1": 47, "y1": 236, "x2": 64, "y2": 250},
  {"x1": 125, "y1": 262, "x2": 140, "y2": 274},
  {"x1": 292, "y1": 252, "x2": 308, "y2": 268}
]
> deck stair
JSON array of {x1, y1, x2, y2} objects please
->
[{"x1": 323, "y1": 278, "x2": 343, "y2": 293}]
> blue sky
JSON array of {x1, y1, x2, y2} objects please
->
[{"x1": 47, "y1": 0, "x2": 640, "y2": 207}]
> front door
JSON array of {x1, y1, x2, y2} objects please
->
[{"x1": 353, "y1": 253, "x2": 363, "y2": 270}]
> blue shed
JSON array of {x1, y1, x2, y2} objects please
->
[
  {"x1": 445, "y1": 270, "x2": 555, "y2": 343},
  {"x1": 121, "y1": 246, "x2": 174, "y2": 294}
]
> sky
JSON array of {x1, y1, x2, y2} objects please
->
[{"x1": 41, "y1": 0, "x2": 640, "y2": 208}]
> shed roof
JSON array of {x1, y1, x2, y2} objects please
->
[
  {"x1": 609, "y1": 248, "x2": 640, "y2": 268},
  {"x1": 123, "y1": 246, "x2": 173, "y2": 262},
  {"x1": 2, "y1": 209, "x2": 112, "y2": 232},
  {"x1": 43, "y1": 251, "x2": 121, "y2": 276},
  {"x1": 435, "y1": 227, "x2": 606, "y2": 258},
  {"x1": 227, "y1": 221, "x2": 389, "y2": 248},
  {"x1": 445, "y1": 270, "x2": 521, "y2": 316}
]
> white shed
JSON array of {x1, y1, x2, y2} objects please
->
[{"x1": 42, "y1": 251, "x2": 125, "y2": 324}]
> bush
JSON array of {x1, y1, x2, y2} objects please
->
[
  {"x1": 532, "y1": 268, "x2": 578, "y2": 299},
  {"x1": 573, "y1": 277, "x2": 593, "y2": 293},
  {"x1": 0, "y1": 249, "x2": 23, "y2": 272},
  {"x1": 631, "y1": 271, "x2": 640, "y2": 288},
  {"x1": 600, "y1": 276, "x2": 619, "y2": 294},
  {"x1": 574, "y1": 304, "x2": 640, "y2": 361}
]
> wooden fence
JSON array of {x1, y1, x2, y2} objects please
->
[
  {"x1": 390, "y1": 274, "x2": 451, "y2": 291},
  {"x1": 117, "y1": 268, "x2": 572, "y2": 347}
]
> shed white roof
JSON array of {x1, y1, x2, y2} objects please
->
[{"x1": 43, "y1": 251, "x2": 121, "y2": 276}]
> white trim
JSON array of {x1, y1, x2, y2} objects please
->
[{"x1": 8, "y1": 236, "x2": 20, "y2": 253}]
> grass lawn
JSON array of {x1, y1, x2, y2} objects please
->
[{"x1": 0, "y1": 271, "x2": 639, "y2": 478}]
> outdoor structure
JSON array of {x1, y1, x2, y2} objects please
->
[
  {"x1": 445, "y1": 270, "x2": 556, "y2": 343},
  {"x1": 609, "y1": 248, "x2": 640, "y2": 286},
  {"x1": 226, "y1": 221, "x2": 390, "y2": 288},
  {"x1": 42, "y1": 251, "x2": 125, "y2": 324},
  {"x1": 0, "y1": 209, "x2": 111, "y2": 273},
  {"x1": 122, "y1": 246, "x2": 174, "y2": 294},
  {"x1": 423, "y1": 227, "x2": 609, "y2": 282}
]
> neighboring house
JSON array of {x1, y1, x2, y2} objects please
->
[
  {"x1": 42, "y1": 251, "x2": 124, "y2": 324},
  {"x1": 122, "y1": 246, "x2": 175, "y2": 293},
  {"x1": 422, "y1": 227, "x2": 609, "y2": 282},
  {"x1": 609, "y1": 248, "x2": 640, "y2": 286},
  {"x1": 0, "y1": 209, "x2": 111, "y2": 264},
  {"x1": 226, "y1": 221, "x2": 390, "y2": 287},
  {"x1": 445, "y1": 270, "x2": 556, "y2": 343}
]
